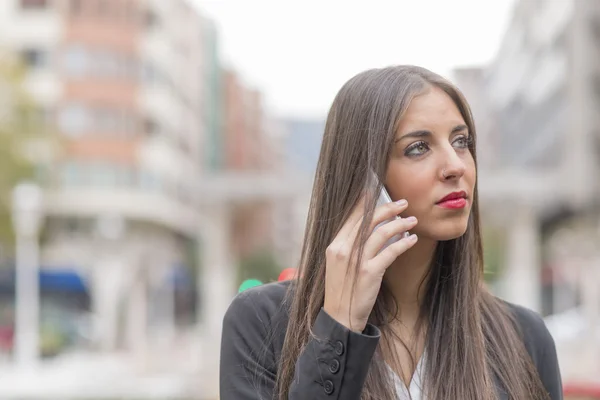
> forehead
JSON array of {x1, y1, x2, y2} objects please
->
[{"x1": 398, "y1": 86, "x2": 466, "y2": 130}]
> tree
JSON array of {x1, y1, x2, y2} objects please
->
[
  {"x1": 482, "y1": 226, "x2": 506, "y2": 286},
  {"x1": 237, "y1": 247, "x2": 283, "y2": 286},
  {"x1": 0, "y1": 49, "x2": 60, "y2": 261}
]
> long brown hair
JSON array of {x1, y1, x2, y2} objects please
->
[{"x1": 274, "y1": 66, "x2": 548, "y2": 399}]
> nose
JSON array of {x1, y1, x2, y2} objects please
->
[{"x1": 439, "y1": 147, "x2": 466, "y2": 181}]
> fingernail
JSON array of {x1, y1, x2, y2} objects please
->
[
  {"x1": 406, "y1": 216, "x2": 417, "y2": 222},
  {"x1": 408, "y1": 234, "x2": 418, "y2": 241},
  {"x1": 396, "y1": 199, "x2": 407, "y2": 206}
]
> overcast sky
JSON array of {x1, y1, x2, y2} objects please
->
[{"x1": 193, "y1": 0, "x2": 517, "y2": 119}]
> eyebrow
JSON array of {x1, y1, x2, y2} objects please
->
[{"x1": 395, "y1": 124, "x2": 469, "y2": 143}]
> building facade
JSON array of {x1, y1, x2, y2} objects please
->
[
  {"x1": 0, "y1": 0, "x2": 216, "y2": 352},
  {"x1": 454, "y1": 0, "x2": 600, "y2": 382}
]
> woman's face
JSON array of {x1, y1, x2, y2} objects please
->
[{"x1": 385, "y1": 86, "x2": 476, "y2": 241}]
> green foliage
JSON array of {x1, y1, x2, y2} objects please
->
[
  {"x1": 0, "y1": 50, "x2": 59, "y2": 256},
  {"x1": 482, "y1": 226, "x2": 506, "y2": 285},
  {"x1": 237, "y1": 247, "x2": 283, "y2": 286}
]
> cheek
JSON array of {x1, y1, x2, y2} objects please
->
[{"x1": 385, "y1": 164, "x2": 432, "y2": 214}]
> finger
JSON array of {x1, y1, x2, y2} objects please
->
[
  {"x1": 364, "y1": 216, "x2": 418, "y2": 259},
  {"x1": 368, "y1": 233, "x2": 419, "y2": 272},
  {"x1": 368, "y1": 199, "x2": 409, "y2": 232},
  {"x1": 344, "y1": 198, "x2": 408, "y2": 249}
]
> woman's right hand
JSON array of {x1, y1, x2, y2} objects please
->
[{"x1": 323, "y1": 198, "x2": 419, "y2": 332}]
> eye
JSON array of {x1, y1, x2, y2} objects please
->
[
  {"x1": 404, "y1": 141, "x2": 430, "y2": 157},
  {"x1": 452, "y1": 135, "x2": 472, "y2": 149}
]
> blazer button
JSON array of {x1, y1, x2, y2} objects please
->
[
  {"x1": 329, "y1": 359, "x2": 340, "y2": 374},
  {"x1": 324, "y1": 379, "x2": 335, "y2": 395},
  {"x1": 334, "y1": 340, "x2": 344, "y2": 356}
]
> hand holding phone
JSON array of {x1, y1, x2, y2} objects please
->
[
  {"x1": 323, "y1": 178, "x2": 418, "y2": 332},
  {"x1": 374, "y1": 182, "x2": 410, "y2": 253}
]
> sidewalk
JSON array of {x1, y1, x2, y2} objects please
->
[{"x1": 0, "y1": 334, "x2": 204, "y2": 400}]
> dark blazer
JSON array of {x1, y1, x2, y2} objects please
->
[{"x1": 220, "y1": 280, "x2": 563, "y2": 399}]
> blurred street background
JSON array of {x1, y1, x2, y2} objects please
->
[{"x1": 0, "y1": 0, "x2": 598, "y2": 399}]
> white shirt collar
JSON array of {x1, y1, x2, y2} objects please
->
[{"x1": 387, "y1": 353, "x2": 425, "y2": 400}]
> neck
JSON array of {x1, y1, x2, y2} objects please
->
[{"x1": 383, "y1": 236, "x2": 437, "y2": 324}]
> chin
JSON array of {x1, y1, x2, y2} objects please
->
[{"x1": 421, "y1": 219, "x2": 469, "y2": 241}]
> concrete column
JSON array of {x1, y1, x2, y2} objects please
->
[
  {"x1": 91, "y1": 258, "x2": 124, "y2": 351},
  {"x1": 501, "y1": 203, "x2": 542, "y2": 313},
  {"x1": 161, "y1": 274, "x2": 176, "y2": 341},
  {"x1": 153, "y1": 265, "x2": 176, "y2": 347},
  {"x1": 125, "y1": 274, "x2": 148, "y2": 365},
  {"x1": 91, "y1": 215, "x2": 126, "y2": 352},
  {"x1": 198, "y1": 203, "x2": 235, "y2": 399},
  {"x1": 143, "y1": 235, "x2": 177, "y2": 347}
]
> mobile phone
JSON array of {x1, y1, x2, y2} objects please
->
[{"x1": 371, "y1": 173, "x2": 409, "y2": 253}]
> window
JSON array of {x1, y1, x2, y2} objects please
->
[
  {"x1": 61, "y1": 162, "x2": 82, "y2": 186},
  {"x1": 66, "y1": 46, "x2": 137, "y2": 80},
  {"x1": 93, "y1": 50, "x2": 113, "y2": 77},
  {"x1": 92, "y1": 108, "x2": 137, "y2": 135},
  {"x1": 92, "y1": 50, "x2": 125, "y2": 78},
  {"x1": 58, "y1": 103, "x2": 90, "y2": 136},
  {"x1": 89, "y1": 163, "x2": 117, "y2": 187},
  {"x1": 21, "y1": 48, "x2": 48, "y2": 69},
  {"x1": 124, "y1": 57, "x2": 139, "y2": 80},
  {"x1": 106, "y1": 53, "x2": 121, "y2": 77},
  {"x1": 63, "y1": 45, "x2": 88, "y2": 77},
  {"x1": 94, "y1": 108, "x2": 117, "y2": 132},
  {"x1": 116, "y1": 165, "x2": 133, "y2": 186},
  {"x1": 20, "y1": 0, "x2": 48, "y2": 9},
  {"x1": 61, "y1": 162, "x2": 137, "y2": 189},
  {"x1": 139, "y1": 170, "x2": 162, "y2": 192},
  {"x1": 141, "y1": 62, "x2": 155, "y2": 83}
]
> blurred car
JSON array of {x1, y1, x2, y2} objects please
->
[
  {"x1": 0, "y1": 324, "x2": 14, "y2": 352},
  {"x1": 564, "y1": 382, "x2": 600, "y2": 400}
]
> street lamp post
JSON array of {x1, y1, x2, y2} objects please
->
[{"x1": 11, "y1": 182, "x2": 44, "y2": 370}]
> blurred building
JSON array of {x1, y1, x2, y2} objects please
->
[
  {"x1": 266, "y1": 118, "x2": 325, "y2": 269},
  {"x1": 455, "y1": 0, "x2": 600, "y2": 383},
  {"x1": 283, "y1": 118, "x2": 324, "y2": 177},
  {"x1": 221, "y1": 68, "x2": 289, "y2": 265},
  {"x1": 0, "y1": 0, "x2": 222, "y2": 353},
  {"x1": 222, "y1": 70, "x2": 277, "y2": 171},
  {"x1": 452, "y1": 67, "x2": 498, "y2": 170},
  {"x1": 0, "y1": 2, "x2": 311, "y2": 399},
  {"x1": 0, "y1": 0, "x2": 306, "y2": 350},
  {"x1": 484, "y1": 0, "x2": 599, "y2": 196},
  {"x1": 202, "y1": 17, "x2": 223, "y2": 172}
]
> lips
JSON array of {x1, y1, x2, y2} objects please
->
[
  {"x1": 436, "y1": 191, "x2": 468, "y2": 209},
  {"x1": 437, "y1": 191, "x2": 467, "y2": 204}
]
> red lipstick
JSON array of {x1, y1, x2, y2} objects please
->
[{"x1": 436, "y1": 191, "x2": 467, "y2": 209}]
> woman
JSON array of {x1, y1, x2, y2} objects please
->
[{"x1": 220, "y1": 65, "x2": 562, "y2": 399}]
